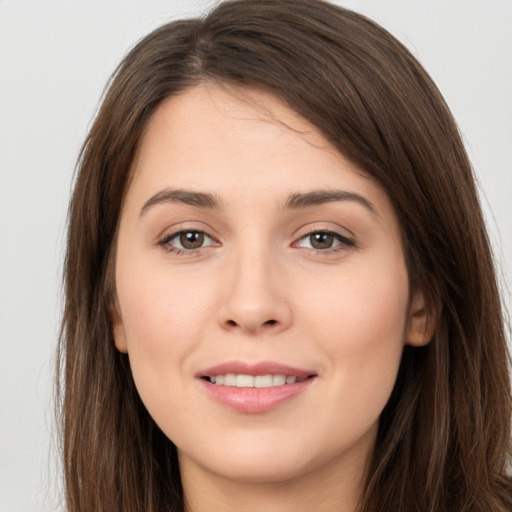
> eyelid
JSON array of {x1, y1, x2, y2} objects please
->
[
  {"x1": 154, "y1": 220, "x2": 220, "y2": 243},
  {"x1": 293, "y1": 219, "x2": 355, "y2": 237}
]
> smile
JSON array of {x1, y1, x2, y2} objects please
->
[
  {"x1": 207, "y1": 374, "x2": 306, "y2": 387},
  {"x1": 198, "y1": 361, "x2": 317, "y2": 413}
]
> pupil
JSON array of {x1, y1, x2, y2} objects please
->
[
  {"x1": 180, "y1": 231, "x2": 204, "y2": 249},
  {"x1": 311, "y1": 232, "x2": 333, "y2": 249}
]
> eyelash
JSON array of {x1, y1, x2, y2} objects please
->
[
  {"x1": 157, "y1": 230, "x2": 218, "y2": 255},
  {"x1": 293, "y1": 229, "x2": 356, "y2": 253},
  {"x1": 157, "y1": 229, "x2": 356, "y2": 255}
]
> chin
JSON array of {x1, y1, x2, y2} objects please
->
[
  {"x1": 177, "y1": 429, "x2": 321, "y2": 483},
  {"x1": 189, "y1": 451, "x2": 315, "y2": 484}
]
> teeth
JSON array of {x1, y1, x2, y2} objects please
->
[
  {"x1": 236, "y1": 374, "x2": 254, "y2": 387},
  {"x1": 224, "y1": 374, "x2": 237, "y2": 386},
  {"x1": 210, "y1": 374, "x2": 303, "y2": 387},
  {"x1": 272, "y1": 375, "x2": 286, "y2": 386},
  {"x1": 255, "y1": 375, "x2": 273, "y2": 388}
]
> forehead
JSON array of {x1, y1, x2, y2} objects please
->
[
  {"x1": 133, "y1": 84, "x2": 343, "y2": 180},
  {"x1": 125, "y1": 84, "x2": 393, "y2": 222},
  {"x1": 144, "y1": 83, "x2": 333, "y2": 153}
]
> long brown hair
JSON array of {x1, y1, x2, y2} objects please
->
[{"x1": 57, "y1": 1, "x2": 512, "y2": 510}]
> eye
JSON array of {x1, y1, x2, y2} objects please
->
[
  {"x1": 159, "y1": 230, "x2": 216, "y2": 252},
  {"x1": 295, "y1": 230, "x2": 354, "y2": 251}
]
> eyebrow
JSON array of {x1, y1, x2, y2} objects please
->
[
  {"x1": 284, "y1": 190, "x2": 377, "y2": 215},
  {"x1": 140, "y1": 187, "x2": 377, "y2": 216},
  {"x1": 140, "y1": 188, "x2": 222, "y2": 216}
]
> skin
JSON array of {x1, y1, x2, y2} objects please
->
[{"x1": 112, "y1": 84, "x2": 431, "y2": 512}]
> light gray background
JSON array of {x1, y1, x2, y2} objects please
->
[{"x1": 1, "y1": 1, "x2": 511, "y2": 511}]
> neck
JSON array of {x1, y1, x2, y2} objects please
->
[{"x1": 179, "y1": 446, "x2": 369, "y2": 512}]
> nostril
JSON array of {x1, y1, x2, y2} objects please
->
[{"x1": 222, "y1": 318, "x2": 280, "y2": 330}]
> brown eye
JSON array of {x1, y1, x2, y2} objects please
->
[
  {"x1": 160, "y1": 230, "x2": 215, "y2": 252},
  {"x1": 179, "y1": 231, "x2": 205, "y2": 249},
  {"x1": 309, "y1": 232, "x2": 334, "y2": 249},
  {"x1": 295, "y1": 230, "x2": 355, "y2": 252}
]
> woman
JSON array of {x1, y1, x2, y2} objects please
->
[{"x1": 57, "y1": 0, "x2": 512, "y2": 510}]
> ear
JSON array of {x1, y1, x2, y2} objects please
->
[
  {"x1": 111, "y1": 302, "x2": 128, "y2": 353},
  {"x1": 405, "y1": 289, "x2": 437, "y2": 347}
]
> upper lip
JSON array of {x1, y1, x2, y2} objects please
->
[{"x1": 197, "y1": 360, "x2": 316, "y2": 379}]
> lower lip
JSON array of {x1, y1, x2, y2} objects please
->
[{"x1": 200, "y1": 378, "x2": 315, "y2": 414}]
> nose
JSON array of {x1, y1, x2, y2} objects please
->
[{"x1": 217, "y1": 248, "x2": 292, "y2": 335}]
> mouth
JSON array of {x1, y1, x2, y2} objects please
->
[
  {"x1": 203, "y1": 374, "x2": 312, "y2": 388},
  {"x1": 197, "y1": 361, "x2": 317, "y2": 413},
  {"x1": 197, "y1": 360, "x2": 316, "y2": 386}
]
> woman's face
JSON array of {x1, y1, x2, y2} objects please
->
[{"x1": 113, "y1": 85, "x2": 429, "y2": 488}]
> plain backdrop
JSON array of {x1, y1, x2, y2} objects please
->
[{"x1": 0, "y1": 1, "x2": 511, "y2": 511}]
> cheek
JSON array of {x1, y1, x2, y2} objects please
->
[
  {"x1": 304, "y1": 259, "x2": 408, "y2": 335},
  {"x1": 301, "y1": 261, "x2": 409, "y2": 409},
  {"x1": 115, "y1": 262, "x2": 214, "y2": 403}
]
